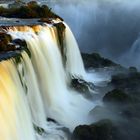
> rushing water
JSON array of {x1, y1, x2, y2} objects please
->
[
  {"x1": 0, "y1": 22, "x2": 99, "y2": 140},
  {"x1": 0, "y1": 59, "x2": 35, "y2": 140}
]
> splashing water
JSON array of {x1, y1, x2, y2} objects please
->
[{"x1": 0, "y1": 22, "x2": 98, "y2": 140}]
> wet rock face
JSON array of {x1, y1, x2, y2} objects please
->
[
  {"x1": 12, "y1": 39, "x2": 26, "y2": 47},
  {"x1": 0, "y1": 35, "x2": 27, "y2": 53},
  {"x1": 81, "y1": 53, "x2": 118, "y2": 69},
  {"x1": 73, "y1": 119, "x2": 118, "y2": 140},
  {"x1": 0, "y1": 35, "x2": 30, "y2": 61},
  {"x1": 71, "y1": 77, "x2": 94, "y2": 98},
  {"x1": 0, "y1": 33, "x2": 13, "y2": 51},
  {"x1": 54, "y1": 22, "x2": 66, "y2": 55}
]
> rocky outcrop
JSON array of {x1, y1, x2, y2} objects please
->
[
  {"x1": 71, "y1": 76, "x2": 94, "y2": 98},
  {"x1": 73, "y1": 61, "x2": 140, "y2": 140},
  {"x1": 81, "y1": 53, "x2": 119, "y2": 69},
  {"x1": 54, "y1": 22, "x2": 66, "y2": 56},
  {"x1": 110, "y1": 69, "x2": 140, "y2": 94},
  {"x1": 99, "y1": 72, "x2": 140, "y2": 140},
  {"x1": 103, "y1": 89, "x2": 134, "y2": 104},
  {"x1": 0, "y1": 35, "x2": 30, "y2": 62},
  {"x1": 73, "y1": 119, "x2": 119, "y2": 140}
]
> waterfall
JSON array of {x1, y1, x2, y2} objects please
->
[
  {"x1": 20, "y1": 52, "x2": 46, "y2": 127},
  {"x1": 64, "y1": 23, "x2": 86, "y2": 78},
  {"x1": 0, "y1": 22, "x2": 95, "y2": 140},
  {"x1": 0, "y1": 59, "x2": 35, "y2": 140},
  {"x1": 131, "y1": 38, "x2": 140, "y2": 68},
  {"x1": 120, "y1": 37, "x2": 140, "y2": 69}
]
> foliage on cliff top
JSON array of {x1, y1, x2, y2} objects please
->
[{"x1": 0, "y1": 1, "x2": 62, "y2": 19}]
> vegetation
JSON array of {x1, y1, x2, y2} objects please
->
[{"x1": 0, "y1": 1, "x2": 62, "y2": 19}]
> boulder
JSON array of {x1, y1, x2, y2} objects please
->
[
  {"x1": 71, "y1": 77, "x2": 94, "y2": 97},
  {"x1": 110, "y1": 72, "x2": 140, "y2": 94},
  {"x1": 73, "y1": 119, "x2": 118, "y2": 140},
  {"x1": 81, "y1": 53, "x2": 118, "y2": 69},
  {"x1": 103, "y1": 89, "x2": 133, "y2": 104}
]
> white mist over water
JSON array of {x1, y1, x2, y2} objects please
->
[
  {"x1": 51, "y1": 0, "x2": 140, "y2": 69},
  {"x1": 0, "y1": 22, "x2": 99, "y2": 140},
  {"x1": 119, "y1": 36, "x2": 140, "y2": 69}
]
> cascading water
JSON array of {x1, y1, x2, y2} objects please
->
[
  {"x1": 128, "y1": 37, "x2": 140, "y2": 68},
  {"x1": 0, "y1": 22, "x2": 98, "y2": 140},
  {"x1": 64, "y1": 23, "x2": 86, "y2": 78},
  {"x1": 20, "y1": 52, "x2": 46, "y2": 127},
  {"x1": 119, "y1": 36, "x2": 140, "y2": 69},
  {"x1": 0, "y1": 59, "x2": 35, "y2": 140}
]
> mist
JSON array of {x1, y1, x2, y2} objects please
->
[{"x1": 50, "y1": 0, "x2": 140, "y2": 69}]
